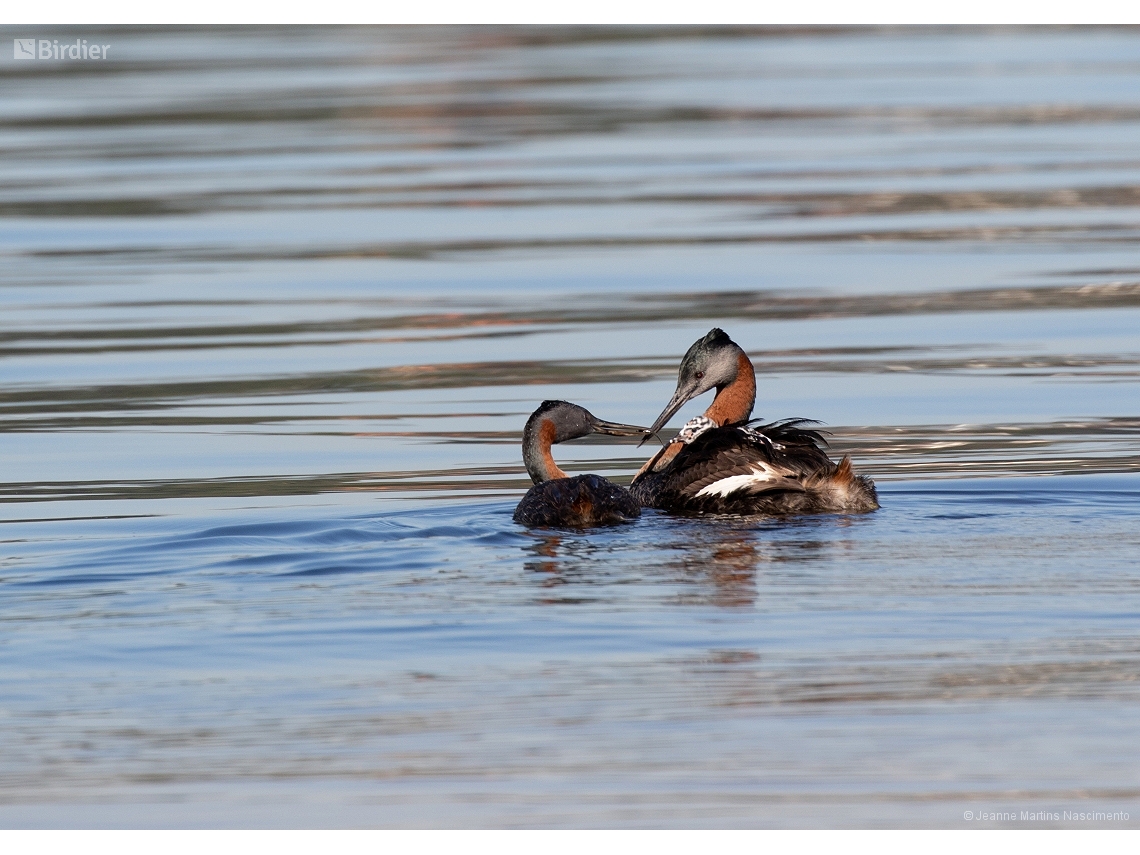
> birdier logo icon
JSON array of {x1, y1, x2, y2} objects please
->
[{"x1": 12, "y1": 38, "x2": 110, "y2": 60}]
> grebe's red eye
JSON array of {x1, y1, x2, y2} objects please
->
[{"x1": 695, "y1": 371, "x2": 704, "y2": 380}]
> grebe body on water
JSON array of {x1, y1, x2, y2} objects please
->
[
  {"x1": 630, "y1": 329, "x2": 878, "y2": 515},
  {"x1": 513, "y1": 400, "x2": 646, "y2": 528}
]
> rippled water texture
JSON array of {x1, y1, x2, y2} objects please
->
[{"x1": 2, "y1": 26, "x2": 1140, "y2": 828}]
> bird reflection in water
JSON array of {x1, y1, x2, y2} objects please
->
[
  {"x1": 521, "y1": 515, "x2": 858, "y2": 607},
  {"x1": 525, "y1": 532, "x2": 565, "y2": 580},
  {"x1": 522, "y1": 533, "x2": 606, "y2": 605},
  {"x1": 522, "y1": 523, "x2": 789, "y2": 608},
  {"x1": 700, "y1": 534, "x2": 759, "y2": 608}
]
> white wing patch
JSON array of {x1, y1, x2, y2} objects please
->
[{"x1": 694, "y1": 466, "x2": 777, "y2": 498}]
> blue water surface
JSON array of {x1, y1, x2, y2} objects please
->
[{"x1": 2, "y1": 26, "x2": 1139, "y2": 828}]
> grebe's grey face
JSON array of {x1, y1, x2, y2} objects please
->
[
  {"x1": 549, "y1": 402, "x2": 592, "y2": 442},
  {"x1": 549, "y1": 402, "x2": 648, "y2": 443},
  {"x1": 642, "y1": 328, "x2": 740, "y2": 442}
]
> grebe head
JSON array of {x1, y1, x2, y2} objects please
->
[
  {"x1": 522, "y1": 400, "x2": 648, "y2": 484},
  {"x1": 642, "y1": 328, "x2": 749, "y2": 442}
]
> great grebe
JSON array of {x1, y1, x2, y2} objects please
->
[
  {"x1": 513, "y1": 400, "x2": 647, "y2": 527},
  {"x1": 629, "y1": 329, "x2": 878, "y2": 515}
]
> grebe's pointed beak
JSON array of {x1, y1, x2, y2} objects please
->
[
  {"x1": 637, "y1": 384, "x2": 694, "y2": 447},
  {"x1": 589, "y1": 416, "x2": 652, "y2": 438}
]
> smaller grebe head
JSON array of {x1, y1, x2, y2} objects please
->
[
  {"x1": 642, "y1": 328, "x2": 747, "y2": 442},
  {"x1": 522, "y1": 400, "x2": 649, "y2": 484},
  {"x1": 526, "y1": 400, "x2": 648, "y2": 443}
]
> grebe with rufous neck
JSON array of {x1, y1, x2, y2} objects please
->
[
  {"x1": 513, "y1": 400, "x2": 648, "y2": 527},
  {"x1": 630, "y1": 329, "x2": 878, "y2": 515}
]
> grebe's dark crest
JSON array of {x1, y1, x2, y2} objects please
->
[
  {"x1": 513, "y1": 400, "x2": 647, "y2": 528},
  {"x1": 630, "y1": 329, "x2": 879, "y2": 515}
]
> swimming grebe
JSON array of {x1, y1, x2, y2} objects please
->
[
  {"x1": 629, "y1": 329, "x2": 879, "y2": 515},
  {"x1": 513, "y1": 400, "x2": 647, "y2": 527}
]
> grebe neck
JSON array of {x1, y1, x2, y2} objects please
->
[
  {"x1": 703, "y1": 351, "x2": 756, "y2": 427},
  {"x1": 522, "y1": 418, "x2": 568, "y2": 484}
]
